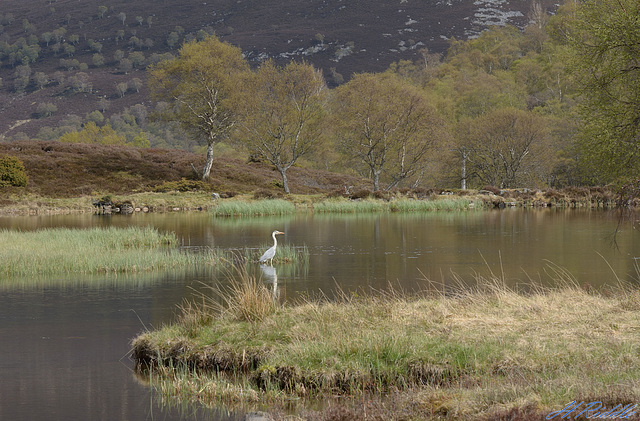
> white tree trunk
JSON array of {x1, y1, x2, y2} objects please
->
[{"x1": 202, "y1": 142, "x2": 215, "y2": 180}]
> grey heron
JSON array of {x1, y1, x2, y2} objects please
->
[{"x1": 258, "y1": 230, "x2": 284, "y2": 265}]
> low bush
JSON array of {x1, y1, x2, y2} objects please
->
[
  {"x1": 0, "y1": 155, "x2": 28, "y2": 187},
  {"x1": 481, "y1": 185, "x2": 501, "y2": 195},
  {"x1": 253, "y1": 189, "x2": 283, "y2": 200},
  {"x1": 349, "y1": 188, "x2": 373, "y2": 200},
  {"x1": 153, "y1": 178, "x2": 210, "y2": 192}
]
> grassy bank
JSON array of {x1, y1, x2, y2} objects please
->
[
  {"x1": 211, "y1": 199, "x2": 296, "y2": 216},
  {"x1": 0, "y1": 187, "x2": 622, "y2": 217},
  {"x1": 209, "y1": 196, "x2": 483, "y2": 216},
  {"x1": 0, "y1": 141, "x2": 368, "y2": 201},
  {"x1": 2, "y1": 193, "x2": 477, "y2": 216},
  {"x1": 132, "y1": 271, "x2": 640, "y2": 419},
  {"x1": 0, "y1": 191, "x2": 215, "y2": 215},
  {"x1": 312, "y1": 197, "x2": 480, "y2": 213},
  {"x1": 0, "y1": 226, "x2": 218, "y2": 276}
]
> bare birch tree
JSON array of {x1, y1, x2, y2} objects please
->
[
  {"x1": 148, "y1": 35, "x2": 248, "y2": 180},
  {"x1": 239, "y1": 60, "x2": 327, "y2": 193}
]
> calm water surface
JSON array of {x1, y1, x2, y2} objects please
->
[{"x1": 0, "y1": 209, "x2": 638, "y2": 420}]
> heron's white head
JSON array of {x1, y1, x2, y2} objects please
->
[{"x1": 273, "y1": 230, "x2": 284, "y2": 235}]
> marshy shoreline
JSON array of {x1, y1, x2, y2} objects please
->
[
  {"x1": 0, "y1": 185, "x2": 629, "y2": 217},
  {"x1": 0, "y1": 226, "x2": 308, "y2": 282},
  {"x1": 131, "y1": 270, "x2": 640, "y2": 420}
]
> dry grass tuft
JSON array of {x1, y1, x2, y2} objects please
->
[
  {"x1": 222, "y1": 273, "x2": 280, "y2": 323},
  {"x1": 202, "y1": 265, "x2": 281, "y2": 323}
]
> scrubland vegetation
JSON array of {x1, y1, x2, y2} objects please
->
[{"x1": 1, "y1": 0, "x2": 639, "y2": 200}]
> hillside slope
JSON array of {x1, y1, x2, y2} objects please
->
[
  {"x1": 0, "y1": 0, "x2": 558, "y2": 140},
  {"x1": 0, "y1": 140, "x2": 368, "y2": 198}
]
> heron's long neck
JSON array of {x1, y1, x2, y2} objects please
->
[{"x1": 272, "y1": 232, "x2": 278, "y2": 247}]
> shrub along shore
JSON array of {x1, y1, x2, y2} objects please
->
[{"x1": 131, "y1": 270, "x2": 640, "y2": 420}]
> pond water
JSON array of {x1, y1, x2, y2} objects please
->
[{"x1": 0, "y1": 208, "x2": 638, "y2": 420}]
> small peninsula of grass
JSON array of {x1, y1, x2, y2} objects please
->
[
  {"x1": 0, "y1": 226, "x2": 217, "y2": 277},
  {"x1": 0, "y1": 227, "x2": 309, "y2": 281},
  {"x1": 132, "y1": 270, "x2": 640, "y2": 419}
]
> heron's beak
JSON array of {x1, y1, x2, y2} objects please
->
[{"x1": 276, "y1": 231, "x2": 284, "y2": 235}]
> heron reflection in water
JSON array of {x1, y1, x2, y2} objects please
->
[
  {"x1": 259, "y1": 264, "x2": 279, "y2": 299},
  {"x1": 258, "y1": 230, "x2": 284, "y2": 266}
]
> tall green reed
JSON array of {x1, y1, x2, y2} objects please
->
[
  {"x1": 245, "y1": 243, "x2": 309, "y2": 265},
  {"x1": 211, "y1": 199, "x2": 295, "y2": 216},
  {"x1": 314, "y1": 197, "x2": 479, "y2": 213}
]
